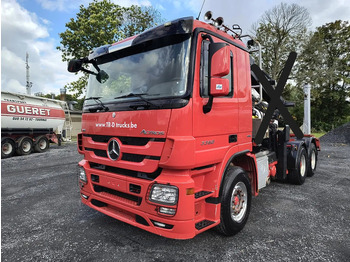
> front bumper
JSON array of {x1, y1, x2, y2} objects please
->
[{"x1": 78, "y1": 160, "x2": 218, "y2": 239}]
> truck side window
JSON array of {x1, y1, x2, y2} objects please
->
[
  {"x1": 224, "y1": 51, "x2": 234, "y2": 97},
  {"x1": 200, "y1": 40, "x2": 210, "y2": 97},
  {"x1": 200, "y1": 40, "x2": 233, "y2": 97}
]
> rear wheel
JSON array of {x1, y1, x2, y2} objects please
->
[
  {"x1": 34, "y1": 136, "x2": 49, "y2": 153},
  {"x1": 307, "y1": 143, "x2": 317, "y2": 177},
  {"x1": 289, "y1": 146, "x2": 307, "y2": 185},
  {"x1": 216, "y1": 167, "x2": 251, "y2": 236},
  {"x1": 16, "y1": 136, "x2": 33, "y2": 156},
  {"x1": 1, "y1": 137, "x2": 16, "y2": 158}
]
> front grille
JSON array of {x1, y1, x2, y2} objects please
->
[
  {"x1": 93, "y1": 184, "x2": 142, "y2": 206},
  {"x1": 84, "y1": 134, "x2": 165, "y2": 145},
  {"x1": 85, "y1": 148, "x2": 161, "y2": 163},
  {"x1": 121, "y1": 153, "x2": 160, "y2": 162},
  {"x1": 90, "y1": 162, "x2": 162, "y2": 180},
  {"x1": 85, "y1": 148, "x2": 108, "y2": 158},
  {"x1": 84, "y1": 134, "x2": 165, "y2": 180}
]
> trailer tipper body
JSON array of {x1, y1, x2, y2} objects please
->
[
  {"x1": 1, "y1": 91, "x2": 66, "y2": 158},
  {"x1": 69, "y1": 16, "x2": 320, "y2": 239}
]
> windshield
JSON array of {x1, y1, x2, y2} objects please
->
[{"x1": 85, "y1": 39, "x2": 191, "y2": 107}]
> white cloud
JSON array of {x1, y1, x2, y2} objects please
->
[
  {"x1": 35, "y1": 0, "x2": 87, "y2": 12},
  {"x1": 1, "y1": 0, "x2": 79, "y2": 96},
  {"x1": 163, "y1": 0, "x2": 202, "y2": 14},
  {"x1": 113, "y1": 0, "x2": 152, "y2": 6},
  {"x1": 293, "y1": 0, "x2": 350, "y2": 27},
  {"x1": 155, "y1": 3, "x2": 165, "y2": 11},
  {"x1": 202, "y1": 0, "x2": 350, "y2": 34},
  {"x1": 36, "y1": 0, "x2": 152, "y2": 11}
]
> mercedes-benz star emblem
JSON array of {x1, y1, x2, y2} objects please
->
[{"x1": 107, "y1": 139, "x2": 120, "y2": 161}]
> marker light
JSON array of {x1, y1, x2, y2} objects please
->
[{"x1": 78, "y1": 166, "x2": 87, "y2": 182}]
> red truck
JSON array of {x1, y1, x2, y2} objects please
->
[{"x1": 68, "y1": 15, "x2": 320, "y2": 239}]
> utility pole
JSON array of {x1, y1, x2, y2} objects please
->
[
  {"x1": 303, "y1": 83, "x2": 311, "y2": 134},
  {"x1": 26, "y1": 52, "x2": 33, "y2": 95}
]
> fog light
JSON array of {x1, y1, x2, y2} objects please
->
[
  {"x1": 149, "y1": 184, "x2": 178, "y2": 205},
  {"x1": 159, "y1": 207, "x2": 176, "y2": 216},
  {"x1": 81, "y1": 194, "x2": 89, "y2": 199},
  {"x1": 151, "y1": 220, "x2": 174, "y2": 229},
  {"x1": 78, "y1": 166, "x2": 87, "y2": 182},
  {"x1": 153, "y1": 221, "x2": 166, "y2": 228}
]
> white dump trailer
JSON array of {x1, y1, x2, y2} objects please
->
[{"x1": 1, "y1": 91, "x2": 69, "y2": 158}]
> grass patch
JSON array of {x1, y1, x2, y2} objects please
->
[{"x1": 312, "y1": 132, "x2": 326, "y2": 139}]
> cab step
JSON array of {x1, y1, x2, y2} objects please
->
[
  {"x1": 195, "y1": 220, "x2": 215, "y2": 230},
  {"x1": 195, "y1": 190, "x2": 213, "y2": 199}
]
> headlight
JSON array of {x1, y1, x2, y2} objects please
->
[
  {"x1": 149, "y1": 184, "x2": 178, "y2": 205},
  {"x1": 78, "y1": 166, "x2": 87, "y2": 182}
]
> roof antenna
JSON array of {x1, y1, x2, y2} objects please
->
[{"x1": 196, "y1": 0, "x2": 206, "y2": 20}]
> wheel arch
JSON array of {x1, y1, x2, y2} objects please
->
[
  {"x1": 217, "y1": 150, "x2": 259, "y2": 199},
  {"x1": 286, "y1": 139, "x2": 307, "y2": 170},
  {"x1": 303, "y1": 136, "x2": 319, "y2": 157}
]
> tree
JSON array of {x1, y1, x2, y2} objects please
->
[
  {"x1": 38, "y1": 93, "x2": 84, "y2": 110},
  {"x1": 296, "y1": 20, "x2": 350, "y2": 131},
  {"x1": 252, "y1": 3, "x2": 311, "y2": 81},
  {"x1": 57, "y1": 0, "x2": 162, "y2": 97}
]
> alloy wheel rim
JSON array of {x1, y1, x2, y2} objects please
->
[{"x1": 230, "y1": 181, "x2": 248, "y2": 222}]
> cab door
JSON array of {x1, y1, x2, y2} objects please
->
[{"x1": 193, "y1": 33, "x2": 239, "y2": 141}]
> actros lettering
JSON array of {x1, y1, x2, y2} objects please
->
[{"x1": 140, "y1": 129, "x2": 165, "y2": 135}]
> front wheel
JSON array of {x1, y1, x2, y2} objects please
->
[{"x1": 216, "y1": 167, "x2": 252, "y2": 236}]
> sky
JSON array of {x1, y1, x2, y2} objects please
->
[{"x1": 1, "y1": 0, "x2": 350, "y2": 97}]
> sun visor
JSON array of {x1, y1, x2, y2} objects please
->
[{"x1": 132, "y1": 17, "x2": 193, "y2": 46}]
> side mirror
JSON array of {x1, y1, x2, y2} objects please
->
[
  {"x1": 209, "y1": 43, "x2": 230, "y2": 96},
  {"x1": 203, "y1": 42, "x2": 231, "y2": 114},
  {"x1": 210, "y1": 78, "x2": 229, "y2": 97},
  {"x1": 96, "y1": 70, "x2": 109, "y2": 83},
  {"x1": 209, "y1": 43, "x2": 230, "y2": 77},
  {"x1": 67, "y1": 59, "x2": 83, "y2": 73}
]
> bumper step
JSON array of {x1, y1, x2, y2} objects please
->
[
  {"x1": 195, "y1": 220, "x2": 215, "y2": 230},
  {"x1": 195, "y1": 190, "x2": 213, "y2": 199}
]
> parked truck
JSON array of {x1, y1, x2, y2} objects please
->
[
  {"x1": 1, "y1": 91, "x2": 70, "y2": 158},
  {"x1": 68, "y1": 15, "x2": 320, "y2": 239}
]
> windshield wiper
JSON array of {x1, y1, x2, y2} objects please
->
[
  {"x1": 114, "y1": 93, "x2": 160, "y2": 109},
  {"x1": 85, "y1": 96, "x2": 109, "y2": 112}
]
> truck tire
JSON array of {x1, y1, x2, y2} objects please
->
[
  {"x1": 216, "y1": 167, "x2": 251, "y2": 236},
  {"x1": 34, "y1": 136, "x2": 49, "y2": 153},
  {"x1": 1, "y1": 137, "x2": 16, "y2": 158},
  {"x1": 16, "y1": 136, "x2": 33, "y2": 156},
  {"x1": 288, "y1": 146, "x2": 307, "y2": 185},
  {"x1": 307, "y1": 143, "x2": 317, "y2": 177}
]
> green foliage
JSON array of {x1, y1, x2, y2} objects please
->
[
  {"x1": 253, "y1": 3, "x2": 350, "y2": 132},
  {"x1": 283, "y1": 83, "x2": 304, "y2": 126},
  {"x1": 297, "y1": 20, "x2": 350, "y2": 131},
  {"x1": 252, "y1": 3, "x2": 311, "y2": 80},
  {"x1": 58, "y1": 0, "x2": 162, "y2": 96},
  {"x1": 39, "y1": 93, "x2": 84, "y2": 110},
  {"x1": 64, "y1": 74, "x2": 89, "y2": 98}
]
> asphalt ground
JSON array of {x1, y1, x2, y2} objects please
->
[{"x1": 1, "y1": 141, "x2": 349, "y2": 261}]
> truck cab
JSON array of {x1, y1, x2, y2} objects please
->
[{"x1": 71, "y1": 16, "x2": 319, "y2": 239}]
